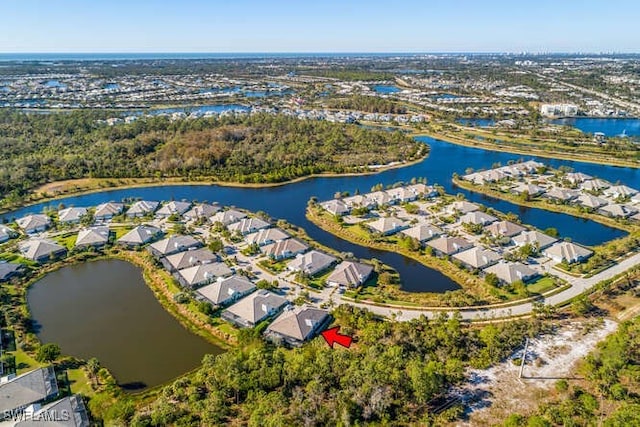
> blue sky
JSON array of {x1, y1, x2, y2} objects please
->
[{"x1": 1, "y1": 0, "x2": 637, "y2": 53}]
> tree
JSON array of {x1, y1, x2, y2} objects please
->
[
  {"x1": 36, "y1": 343, "x2": 61, "y2": 362},
  {"x1": 208, "y1": 237, "x2": 224, "y2": 253},
  {"x1": 485, "y1": 273, "x2": 500, "y2": 287}
]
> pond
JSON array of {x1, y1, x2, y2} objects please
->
[
  {"x1": 551, "y1": 117, "x2": 640, "y2": 138},
  {"x1": 27, "y1": 259, "x2": 223, "y2": 391}
]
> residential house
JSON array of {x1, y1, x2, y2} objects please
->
[
  {"x1": 0, "y1": 225, "x2": 14, "y2": 243},
  {"x1": 148, "y1": 235, "x2": 203, "y2": 258},
  {"x1": 16, "y1": 215, "x2": 51, "y2": 234},
  {"x1": 367, "y1": 190, "x2": 394, "y2": 207},
  {"x1": 19, "y1": 239, "x2": 67, "y2": 263},
  {"x1": 565, "y1": 172, "x2": 593, "y2": 184},
  {"x1": 183, "y1": 203, "x2": 221, "y2": 221},
  {"x1": 342, "y1": 195, "x2": 375, "y2": 210},
  {"x1": 0, "y1": 262, "x2": 23, "y2": 282},
  {"x1": 406, "y1": 183, "x2": 438, "y2": 198},
  {"x1": 262, "y1": 238, "x2": 309, "y2": 260},
  {"x1": 511, "y1": 183, "x2": 545, "y2": 197},
  {"x1": 116, "y1": 225, "x2": 163, "y2": 248},
  {"x1": 426, "y1": 236, "x2": 473, "y2": 256},
  {"x1": 459, "y1": 211, "x2": 498, "y2": 226},
  {"x1": 367, "y1": 217, "x2": 409, "y2": 235},
  {"x1": 12, "y1": 394, "x2": 90, "y2": 427},
  {"x1": 125, "y1": 201, "x2": 159, "y2": 218},
  {"x1": 603, "y1": 185, "x2": 638, "y2": 199},
  {"x1": 512, "y1": 230, "x2": 559, "y2": 250},
  {"x1": 210, "y1": 209, "x2": 247, "y2": 226},
  {"x1": 221, "y1": 290, "x2": 288, "y2": 328},
  {"x1": 580, "y1": 179, "x2": 611, "y2": 192},
  {"x1": 162, "y1": 248, "x2": 218, "y2": 272},
  {"x1": 544, "y1": 188, "x2": 579, "y2": 202},
  {"x1": 0, "y1": 367, "x2": 58, "y2": 414},
  {"x1": 245, "y1": 228, "x2": 290, "y2": 246},
  {"x1": 227, "y1": 217, "x2": 270, "y2": 235},
  {"x1": 93, "y1": 202, "x2": 124, "y2": 222},
  {"x1": 543, "y1": 242, "x2": 593, "y2": 264},
  {"x1": 599, "y1": 203, "x2": 638, "y2": 218},
  {"x1": 485, "y1": 220, "x2": 526, "y2": 237},
  {"x1": 155, "y1": 201, "x2": 192, "y2": 218},
  {"x1": 483, "y1": 261, "x2": 538, "y2": 285},
  {"x1": 386, "y1": 186, "x2": 417, "y2": 203},
  {"x1": 326, "y1": 261, "x2": 374, "y2": 288},
  {"x1": 452, "y1": 247, "x2": 501, "y2": 270},
  {"x1": 265, "y1": 305, "x2": 331, "y2": 347},
  {"x1": 75, "y1": 226, "x2": 110, "y2": 249},
  {"x1": 287, "y1": 250, "x2": 337, "y2": 276},
  {"x1": 57, "y1": 207, "x2": 87, "y2": 224},
  {"x1": 447, "y1": 201, "x2": 479, "y2": 214},
  {"x1": 319, "y1": 199, "x2": 349, "y2": 216},
  {"x1": 576, "y1": 194, "x2": 609, "y2": 210},
  {"x1": 400, "y1": 224, "x2": 443, "y2": 243},
  {"x1": 175, "y1": 262, "x2": 233, "y2": 288},
  {"x1": 196, "y1": 275, "x2": 256, "y2": 307}
]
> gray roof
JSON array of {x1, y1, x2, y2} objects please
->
[
  {"x1": 126, "y1": 200, "x2": 159, "y2": 216},
  {"x1": 261, "y1": 238, "x2": 309, "y2": 259},
  {"x1": 196, "y1": 275, "x2": 256, "y2": 305},
  {"x1": 245, "y1": 228, "x2": 290, "y2": 246},
  {"x1": 19, "y1": 239, "x2": 66, "y2": 262},
  {"x1": 149, "y1": 235, "x2": 202, "y2": 256},
  {"x1": 485, "y1": 220, "x2": 526, "y2": 237},
  {"x1": 287, "y1": 250, "x2": 337, "y2": 276},
  {"x1": 183, "y1": 203, "x2": 221, "y2": 220},
  {"x1": 117, "y1": 225, "x2": 162, "y2": 246},
  {"x1": 545, "y1": 187, "x2": 579, "y2": 201},
  {"x1": 0, "y1": 367, "x2": 58, "y2": 413},
  {"x1": 227, "y1": 217, "x2": 270, "y2": 235},
  {"x1": 156, "y1": 201, "x2": 192, "y2": 217},
  {"x1": 320, "y1": 199, "x2": 349, "y2": 215},
  {"x1": 543, "y1": 242, "x2": 593, "y2": 263},
  {"x1": 222, "y1": 290, "x2": 288, "y2": 325},
  {"x1": 0, "y1": 262, "x2": 22, "y2": 282},
  {"x1": 367, "y1": 217, "x2": 409, "y2": 234},
  {"x1": 57, "y1": 207, "x2": 87, "y2": 223},
  {"x1": 599, "y1": 203, "x2": 637, "y2": 218},
  {"x1": 426, "y1": 236, "x2": 473, "y2": 255},
  {"x1": 16, "y1": 215, "x2": 51, "y2": 232},
  {"x1": 165, "y1": 248, "x2": 218, "y2": 271},
  {"x1": 265, "y1": 305, "x2": 329, "y2": 342},
  {"x1": 576, "y1": 194, "x2": 609, "y2": 209},
  {"x1": 0, "y1": 225, "x2": 14, "y2": 241},
  {"x1": 210, "y1": 209, "x2": 247, "y2": 225},
  {"x1": 326, "y1": 261, "x2": 373, "y2": 287},
  {"x1": 75, "y1": 226, "x2": 110, "y2": 248},
  {"x1": 94, "y1": 202, "x2": 124, "y2": 219},
  {"x1": 483, "y1": 261, "x2": 538, "y2": 284},
  {"x1": 448, "y1": 201, "x2": 480, "y2": 214},
  {"x1": 176, "y1": 262, "x2": 233, "y2": 287},
  {"x1": 13, "y1": 394, "x2": 90, "y2": 427},
  {"x1": 401, "y1": 224, "x2": 443, "y2": 242},
  {"x1": 512, "y1": 230, "x2": 559, "y2": 249},
  {"x1": 453, "y1": 247, "x2": 501, "y2": 269},
  {"x1": 459, "y1": 211, "x2": 497, "y2": 225}
]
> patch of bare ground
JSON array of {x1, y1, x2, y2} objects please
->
[{"x1": 451, "y1": 319, "x2": 618, "y2": 426}]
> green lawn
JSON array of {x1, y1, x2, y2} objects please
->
[
  {"x1": 527, "y1": 276, "x2": 557, "y2": 294},
  {"x1": 54, "y1": 233, "x2": 77, "y2": 250},
  {"x1": 111, "y1": 226, "x2": 133, "y2": 240}
]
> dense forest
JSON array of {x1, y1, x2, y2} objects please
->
[
  {"x1": 106, "y1": 306, "x2": 551, "y2": 426},
  {"x1": 328, "y1": 95, "x2": 408, "y2": 114},
  {"x1": 0, "y1": 110, "x2": 422, "y2": 202}
]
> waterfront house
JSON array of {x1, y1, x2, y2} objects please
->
[
  {"x1": 116, "y1": 225, "x2": 163, "y2": 248},
  {"x1": 406, "y1": 183, "x2": 438, "y2": 198},
  {"x1": 19, "y1": 239, "x2": 67, "y2": 263},
  {"x1": 183, "y1": 203, "x2": 221, "y2": 221},
  {"x1": 576, "y1": 194, "x2": 609, "y2": 210},
  {"x1": 565, "y1": 172, "x2": 593, "y2": 184},
  {"x1": 452, "y1": 246, "x2": 501, "y2": 270},
  {"x1": 512, "y1": 230, "x2": 559, "y2": 250},
  {"x1": 400, "y1": 224, "x2": 443, "y2": 243},
  {"x1": 175, "y1": 262, "x2": 233, "y2": 288},
  {"x1": 155, "y1": 201, "x2": 192, "y2": 218},
  {"x1": 227, "y1": 217, "x2": 270, "y2": 235},
  {"x1": 320, "y1": 199, "x2": 349, "y2": 216},
  {"x1": 485, "y1": 220, "x2": 526, "y2": 238},
  {"x1": 245, "y1": 228, "x2": 290, "y2": 247},
  {"x1": 367, "y1": 190, "x2": 394, "y2": 207},
  {"x1": 579, "y1": 179, "x2": 611, "y2": 192},
  {"x1": 603, "y1": 185, "x2": 638, "y2": 199},
  {"x1": 0, "y1": 225, "x2": 14, "y2": 243},
  {"x1": 12, "y1": 394, "x2": 90, "y2": 427},
  {"x1": 342, "y1": 194, "x2": 375, "y2": 210},
  {"x1": 483, "y1": 261, "x2": 538, "y2": 285},
  {"x1": 511, "y1": 183, "x2": 545, "y2": 197},
  {"x1": 210, "y1": 209, "x2": 247, "y2": 226},
  {"x1": 75, "y1": 226, "x2": 111, "y2": 249},
  {"x1": 162, "y1": 248, "x2": 218, "y2": 272},
  {"x1": 326, "y1": 261, "x2": 373, "y2": 288},
  {"x1": 221, "y1": 290, "x2": 289, "y2": 328},
  {"x1": 264, "y1": 305, "x2": 331, "y2": 347},
  {"x1": 126, "y1": 201, "x2": 160, "y2": 218},
  {"x1": 57, "y1": 207, "x2": 87, "y2": 224},
  {"x1": 447, "y1": 201, "x2": 479, "y2": 214},
  {"x1": 459, "y1": 211, "x2": 498, "y2": 226},
  {"x1": 598, "y1": 203, "x2": 638, "y2": 218},
  {"x1": 544, "y1": 188, "x2": 579, "y2": 202},
  {"x1": 367, "y1": 217, "x2": 409, "y2": 236},
  {"x1": 262, "y1": 238, "x2": 309, "y2": 260},
  {"x1": 93, "y1": 202, "x2": 124, "y2": 222},
  {"x1": 148, "y1": 235, "x2": 203, "y2": 258},
  {"x1": 287, "y1": 250, "x2": 337, "y2": 276},
  {"x1": 196, "y1": 275, "x2": 256, "y2": 307},
  {"x1": 426, "y1": 236, "x2": 473, "y2": 256},
  {"x1": 0, "y1": 367, "x2": 59, "y2": 414},
  {"x1": 0, "y1": 262, "x2": 23, "y2": 282},
  {"x1": 386, "y1": 187, "x2": 417, "y2": 203},
  {"x1": 16, "y1": 214, "x2": 51, "y2": 234},
  {"x1": 543, "y1": 242, "x2": 593, "y2": 264}
]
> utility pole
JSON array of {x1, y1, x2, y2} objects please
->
[{"x1": 519, "y1": 338, "x2": 529, "y2": 379}]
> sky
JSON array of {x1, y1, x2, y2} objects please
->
[{"x1": 1, "y1": 0, "x2": 638, "y2": 53}]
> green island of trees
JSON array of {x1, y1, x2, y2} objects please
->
[{"x1": 328, "y1": 95, "x2": 408, "y2": 114}]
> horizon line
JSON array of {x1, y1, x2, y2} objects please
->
[{"x1": 1, "y1": 51, "x2": 639, "y2": 55}]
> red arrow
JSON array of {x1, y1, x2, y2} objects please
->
[{"x1": 320, "y1": 326, "x2": 353, "y2": 349}]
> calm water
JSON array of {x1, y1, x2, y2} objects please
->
[
  {"x1": 27, "y1": 260, "x2": 222, "y2": 390},
  {"x1": 6, "y1": 137, "x2": 633, "y2": 293},
  {"x1": 551, "y1": 117, "x2": 640, "y2": 138},
  {"x1": 457, "y1": 118, "x2": 495, "y2": 127},
  {"x1": 372, "y1": 85, "x2": 401, "y2": 94}
]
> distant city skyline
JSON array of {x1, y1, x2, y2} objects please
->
[{"x1": 2, "y1": 0, "x2": 639, "y2": 53}]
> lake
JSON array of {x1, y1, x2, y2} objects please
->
[
  {"x1": 551, "y1": 117, "x2": 640, "y2": 138},
  {"x1": 27, "y1": 259, "x2": 223, "y2": 391},
  {"x1": 372, "y1": 85, "x2": 401, "y2": 94},
  {"x1": 457, "y1": 118, "x2": 495, "y2": 127},
  {"x1": 6, "y1": 136, "x2": 633, "y2": 293}
]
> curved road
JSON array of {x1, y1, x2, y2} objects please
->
[{"x1": 329, "y1": 252, "x2": 640, "y2": 321}]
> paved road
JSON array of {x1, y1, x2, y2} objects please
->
[{"x1": 328, "y1": 252, "x2": 640, "y2": 321}]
